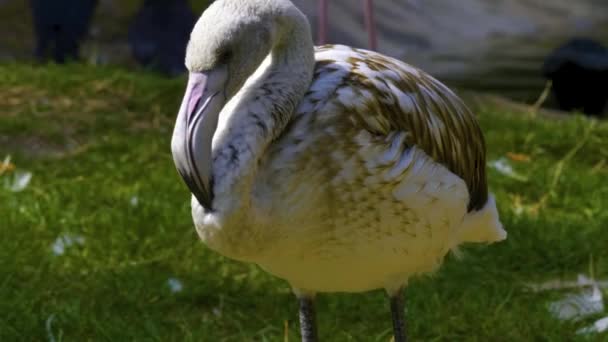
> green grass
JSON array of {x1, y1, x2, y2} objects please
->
[{"x1": 1, "y1": 63, "x2": 607, "y2": 341}]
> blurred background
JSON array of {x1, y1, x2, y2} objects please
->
[{"x1": 1, "y1": 0, "x2": 607, "y2": 115}]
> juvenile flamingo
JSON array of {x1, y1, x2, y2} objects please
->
[{"x1": 171, "y1": 0, "x2": 507, "y2": 340}]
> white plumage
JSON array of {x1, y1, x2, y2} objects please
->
[{"x1": 171, "y1": 0, "x2": 506, "y2": 340}]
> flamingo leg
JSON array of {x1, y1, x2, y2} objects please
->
[
  {"x1": 363, "y1": 0, "x2": 378, "y2": 50},
  {"x1": 298, "y1": 295, "x2": 318, "y2": 342},
  {"x1": 317, "y1": 0, "x2": 328, "y2": 45},
  {"x1": 390, "y1": 287, "x2": 407, "y2": 342}
]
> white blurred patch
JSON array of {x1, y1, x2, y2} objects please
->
[
  {"x1": 167, "y1": 278, "x2": 183, "y2": 293},
  {"x1": 46, "y1": 314, "x2": 57, "y2": 342},
  {"x1": 527, "y1": 274, "x2": 608, "y2": 292},
  {"x1": 51, "y1": 234, "x2": 86, "y2": 256},
  {"x1": 489, "y1": 158, "x2": 528, "y2": 181},
  {"x1": 577, "y1": 316, "x2": 608, "y2": 335},
  {"x1": 548, "y1": 285, "x2": 604, "y2": 321},
  {"x1": 512, "y1": 206, "x2": 524, "y2": 217},
  {"x1": 5, "y1": 170, "x2": 32, "y2": 192},
  {"x1": 130, "y1": 196, "x2": 139, "y2": 207}
]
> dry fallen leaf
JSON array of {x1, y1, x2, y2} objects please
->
[
  {"x1": 0, "y1": 156, "x2": 15, "y2": 175},
  {"x1": 506, "y1": 152, "x2": 531, "y2": 162}
]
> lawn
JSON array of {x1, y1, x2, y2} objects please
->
[{"x1": 0, "y1": 63, "x2": 607, "y2": 341}]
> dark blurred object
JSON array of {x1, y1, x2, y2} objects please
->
[
  {"x1": 542, "y1": 38, "x2": 608, "y2": 116},
  {"x1": 29, "y1": 0, "x2": 98, "y2": 63},
  {"x1": 128, "y1": 0, "x2": 196, "y2": 76}
]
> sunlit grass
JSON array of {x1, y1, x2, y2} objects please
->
[{"x1": 0, "y1": 63, "x2": 607, "y2": 341}]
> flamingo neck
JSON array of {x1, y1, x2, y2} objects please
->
[{"x1": 209, "y1": 13, "x2": 315, "y2": 219}]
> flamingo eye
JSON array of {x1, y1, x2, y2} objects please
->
[{"x1": 218, "y1": 49, "x2": 233, "y2": 64}]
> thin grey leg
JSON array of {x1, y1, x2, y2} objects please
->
[
  {"x1": 390, "y1": 287, "x2": 407, "y2": 342},
  {"x1": 298, "y1": 295, "x2": 318, "y2": 342}
]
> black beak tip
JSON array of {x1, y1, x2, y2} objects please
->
[{"x1": 176, "y1": 169, "x2": 213, "y2": 211}]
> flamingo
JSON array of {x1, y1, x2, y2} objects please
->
[{"x1": 171, "y1": 0, "x2": 507, "y2": 340}]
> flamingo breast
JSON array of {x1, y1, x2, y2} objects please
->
[{"x1": 254, "y1": 138, "x2": 469, "y2": 292}]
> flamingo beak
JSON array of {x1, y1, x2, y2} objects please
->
[{"x1": 171, "y1": 67, "x2": 227, "y2": 210}]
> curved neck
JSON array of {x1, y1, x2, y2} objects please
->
[{"x1": 210, "y1": 12, "x2": 315, "y2": 216}]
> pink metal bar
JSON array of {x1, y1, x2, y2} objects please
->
[
  {"x1": 363, "y1": 0, "x2": 377, "y2": 50},
  {"x1": 318, "y1": 0, "x2": 329, "y2": 45}
]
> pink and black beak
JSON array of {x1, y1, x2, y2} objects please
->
[{"x1": 171, "y1": 66, "x2": 228, "y2": 210}]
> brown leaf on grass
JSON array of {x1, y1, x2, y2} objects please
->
[
  {"x1": 0, "y1": 163, "x2": 15, "y2": 173},
  {"x1": 0, "y1": 157, "x2": 15, "y2": 175},
  {"x1": 506, "y1": 152, "x2": 531, "y2": 162}
]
